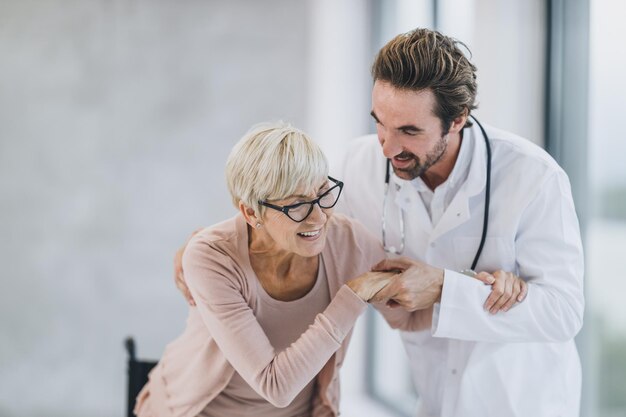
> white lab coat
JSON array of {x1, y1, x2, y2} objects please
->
[{"x1": 336, "y1": 122, "x2": 584, "y2": 417}]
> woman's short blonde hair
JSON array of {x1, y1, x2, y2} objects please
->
[{"x1": 225, "y1": 122, "x2": 329, "y2": 216}]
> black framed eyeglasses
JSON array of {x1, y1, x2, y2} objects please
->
[{"x1": 259, "y1": 176, "x2": 344, "y2": 222}]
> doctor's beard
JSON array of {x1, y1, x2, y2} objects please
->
[{"x1": 392, "y1": 134, "x2": 448, "y2": 180}]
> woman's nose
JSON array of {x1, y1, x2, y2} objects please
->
[{"x1": 307, "y1": 201, "x2": 327, "y2": 223}]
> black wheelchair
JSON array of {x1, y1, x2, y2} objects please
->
[{"x1": 125, "y1": 337, "x2": 158, "y2": 417}]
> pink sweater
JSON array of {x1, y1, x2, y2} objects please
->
[{"x1": 135, "y1": 213, "x2": 425, "y2": 417}]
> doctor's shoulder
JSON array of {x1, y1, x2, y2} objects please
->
[
  {"x1": 486, "y1": 126, "x2": 568, "y2": 182},
  {"x1": 340, "y1": 135, "x2": 387, "y2": 187},
  {"x1": 342, "y1": 134, "x2": 384, "y2": 170},
  {"x1": 334, "y1": 134, "x2": 386, "y2": 214}
]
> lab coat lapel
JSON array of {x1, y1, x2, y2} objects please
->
[
  {"x1": 430, "y1": 123, "x2": 488, "y2": 241},
  {"x1": 430, "y1": 193, "x2": 471, "y2": 241},
  {"x1": 392, "y1": 174, "x2": 433, "y2": 233}
]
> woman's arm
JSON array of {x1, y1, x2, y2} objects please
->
[{"x1": 183, "y1": 239, "x2": 367, "y2": 408}]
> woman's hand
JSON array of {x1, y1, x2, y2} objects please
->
[
  {"x1": 346, "y1": 271, "x2": 396, "y2": 302},
  {"x1": 472, "y1": 270, "x2": 528, "y2": 314}
]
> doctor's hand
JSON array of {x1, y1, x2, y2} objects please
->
[
  {"x1": 173, "y1": 228, "x2": 204, "y2": 307},
  {"x1": 476, "y1": 270, "x2": 528, "y2": 314},
  {"x1": 369, "y1": 257, "x2": 444, "y2": 311}
]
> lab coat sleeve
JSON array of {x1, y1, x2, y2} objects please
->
[{"x1": 432, "y1": 171, "x2": 585, "y2": 343}]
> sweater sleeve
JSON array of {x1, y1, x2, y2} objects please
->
[{"x1": 182, "y1": 238, "x2": 367, "y2": 408}]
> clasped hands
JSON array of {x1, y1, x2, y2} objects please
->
[
  {"x1": 174, "y1": 230, "x2": 527, "y2": 313},
  {"x1": 347, "y1": 257, "x2": 527, "y2": 314}
]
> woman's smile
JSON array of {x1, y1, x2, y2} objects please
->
[{"x1": 297, "y1": 229, "x2": 322, "y2": 240}]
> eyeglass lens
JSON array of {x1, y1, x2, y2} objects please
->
[{"x1": 287, "y1": 183, "x2": 341, "y2": 221}]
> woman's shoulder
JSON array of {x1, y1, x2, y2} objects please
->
[
  {"x1": 192, "y1": 215, "x2": 241, "y2": 248},
  {"x1": 323, "y1": 214, "x2": 386, "y2": 287},
  {"x1": 183, "y1": 214, "x2": 249, "y2": 279},
  {"x1": 328, "y1": 213, "x2": 376, "y2": 241},
  {"x1": 326, "y1": 213, "x2": 385, "y2": 261},
  {"x1": 180, "y1": 215, "x2": 258, "y2": 303}
]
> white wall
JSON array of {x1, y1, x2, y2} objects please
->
[
  {"x1": 0, "y1": 1, "x2": 308, "y2": 415},
  {"x1": 306, "y1": 0, "x2": 373, "y2": 170}
]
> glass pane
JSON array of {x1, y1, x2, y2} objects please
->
[{"x1": 588, "y1": 1, "x2": 626, "y2": 416}]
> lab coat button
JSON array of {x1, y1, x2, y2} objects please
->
[
  {"x1": 451, "y1": 369, "x2": 457, "y2": 375},
  {"x1": 430, "y1": 242, "x2": 436, "y2": 247}
]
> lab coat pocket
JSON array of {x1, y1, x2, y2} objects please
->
[{"x1": 453, "y1": 237, "x2": 516, "y2": 274}]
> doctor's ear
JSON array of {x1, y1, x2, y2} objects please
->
[
  {"x1": 238, "y1": 202, "x2": 262, "y2": 228},
  {"x1": 449, "y1": 112, "x2": 468, "y2": 134}
]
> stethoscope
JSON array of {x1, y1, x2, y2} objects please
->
[{"x1": 382, "y1": 116, "x2": 492, "y2": 272}]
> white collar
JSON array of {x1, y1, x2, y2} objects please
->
[{"x1": 391, "y1": 121, "x2": 488, "y2": 197}]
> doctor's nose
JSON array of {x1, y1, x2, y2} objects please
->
[{"x1": 379, "y1": 133, "x2": 403, "y2": 159}]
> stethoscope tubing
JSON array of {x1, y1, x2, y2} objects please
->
[{"x1": 470, "y1": 117, "x2": 491, "y2": 270}]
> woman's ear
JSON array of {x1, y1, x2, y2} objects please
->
[{"x1": 238, "y1": 201, "x2": 260, "y2": 228}]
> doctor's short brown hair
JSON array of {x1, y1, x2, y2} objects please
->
[{"x1": 372, "y1": 28, "x2": 478, "y2": 132}]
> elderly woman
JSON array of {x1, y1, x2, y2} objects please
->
[
  {"x1": 136, "y1": 122, "x2": 521, "y2": 417},
  {"x1": 134, "y1": 122, "x2": 420, "y2": 417}
]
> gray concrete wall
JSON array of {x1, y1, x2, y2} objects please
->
[{"x1": 0, "y1": 1, "x2": 308, "y2": 415}]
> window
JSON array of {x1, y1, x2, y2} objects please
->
[{"x1": 587, "y1": 1, "x2": 626, "y2": 415}]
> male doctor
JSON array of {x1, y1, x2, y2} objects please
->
[
  {"x1": 336, "y1": 28, "x2": 584, "y2": 417},
  {"x1": 174, "y1": 28, "x2": 584, "y2": 416}
]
